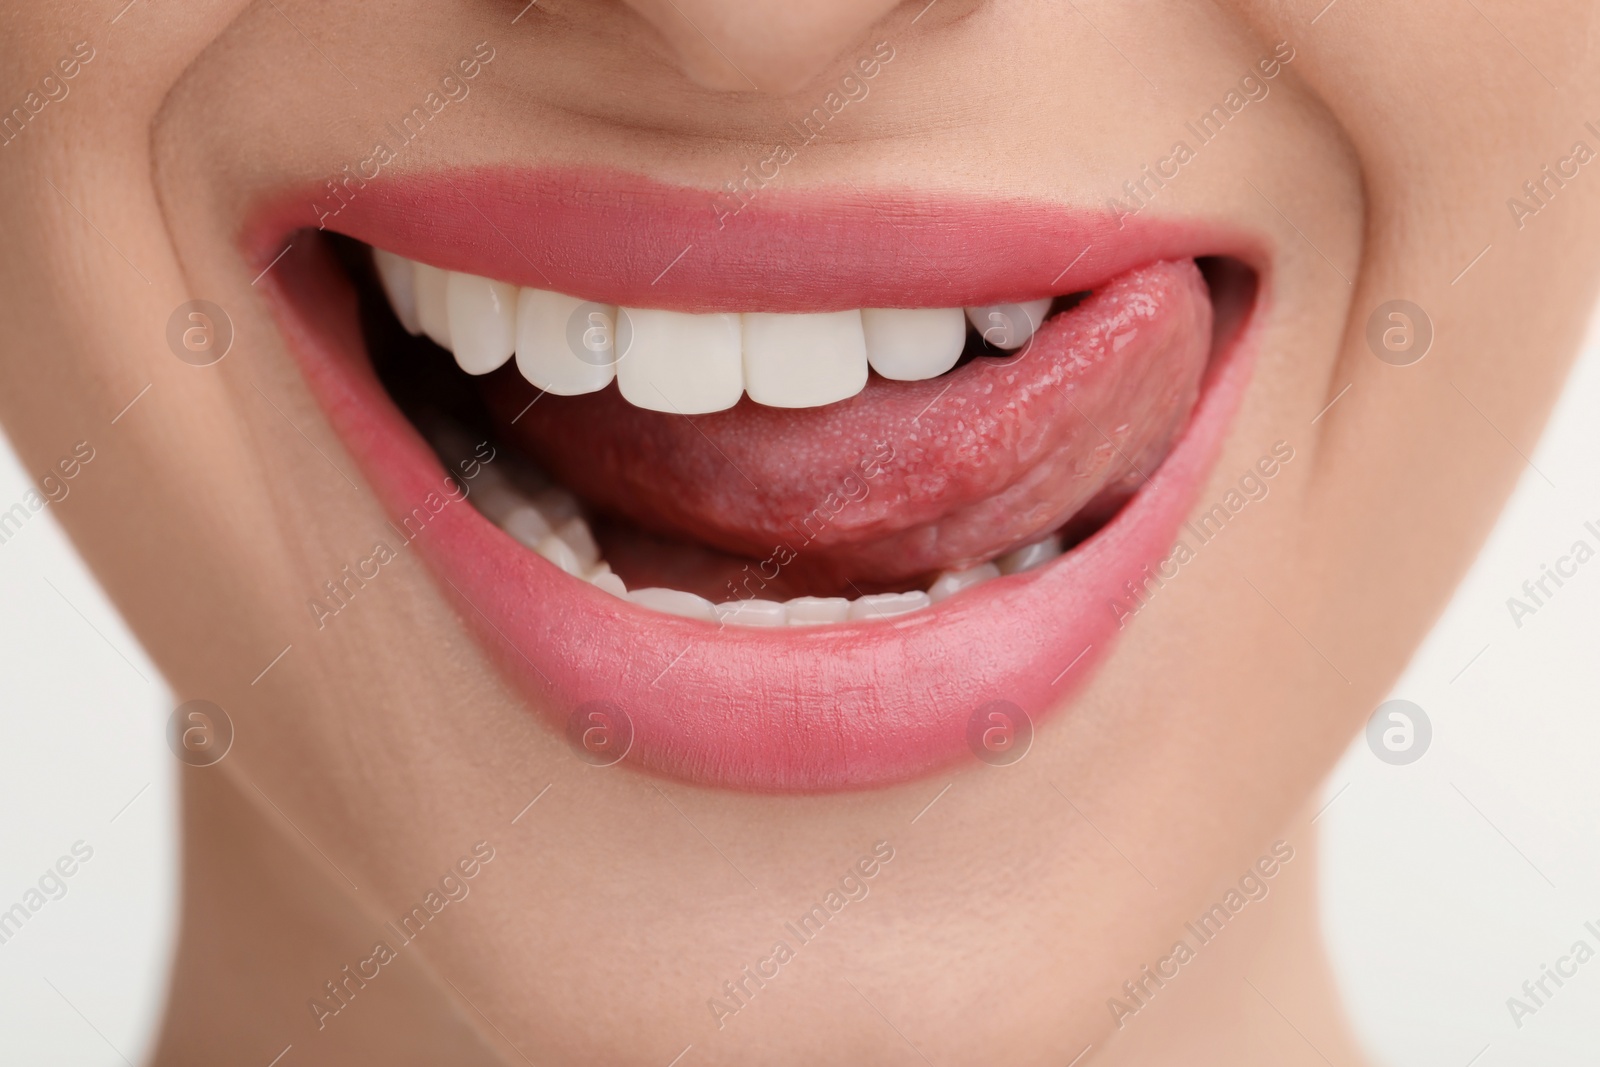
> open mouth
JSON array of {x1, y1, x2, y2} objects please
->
[{"x1": 260, "y1": 169, "x2": 1261, "y2": 792}]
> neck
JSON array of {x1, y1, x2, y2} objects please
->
[
  {"x1": 1091, "y1": 807, "x2": 1371, "y2": 1067},
  {"x1": 149, "y1": 768, "x2": 507, "y2": 1067},
  {"x1": 152, "y1": 772, "x2": 1369, "y2": 1066}
]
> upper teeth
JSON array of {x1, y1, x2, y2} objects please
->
[{"x1": 373, "y1": 248, "x2": 1052, "y2": 413}]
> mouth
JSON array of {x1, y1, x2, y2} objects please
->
[{"x1": 259, "y1": 168, "x2": 1261, "y2": 793}]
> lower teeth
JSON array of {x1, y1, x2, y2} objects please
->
[{"x1": 441, "y1": 428, "x2": 1062, "y2": 627}]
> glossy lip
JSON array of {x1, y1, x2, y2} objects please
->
[
  {"x1": 252, "y1": 166, "x2": 1242, "y2": 312},
  {"x1": 257, "y1": 168, "x2": 1265, "y2": 793}
]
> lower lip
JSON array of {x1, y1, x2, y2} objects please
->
[{"x1": 267, "y1": 210, "x2": 1259, "y2": 795}]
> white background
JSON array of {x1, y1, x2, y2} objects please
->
[
  {"x1": 2, "y1": 306, "x2": 1598, "y2": 1065},
  {"x1": 1320, "y1": 295, "x2": 1600, "y2": 1067}
]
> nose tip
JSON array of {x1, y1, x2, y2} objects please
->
[{"x1": 621, "y1": 0, "x2": 908, "y2": 94}]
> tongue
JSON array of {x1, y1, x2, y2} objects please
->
[{"x1": 484, "y1": 259, "x2": 1213, "y2": 592}]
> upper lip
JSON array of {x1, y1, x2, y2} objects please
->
[
  {"x1": 249, "y1": 165, "x2": 1255, "y2": 311},
  {"x1": 256, "y1": 166, "x2": 1265, "y2": 793}
]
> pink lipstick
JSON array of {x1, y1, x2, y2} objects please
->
[{"x1": 256, "y1": 168, "x2": 1263, "y2": 792}]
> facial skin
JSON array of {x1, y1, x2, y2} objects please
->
[{"x1": 3, "y1": 1, "x2": 1599, "y2": 1064}]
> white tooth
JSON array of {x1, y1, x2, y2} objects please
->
[
  {"x1": 849, "y1": 591, "x2": 932, "y2": 620},
  {"x1": 628, "y1": 587, "x2": 717, "y2": 621},
  {"x1": 413, "y1": 262, "x2": 452, "y2": 349},
  {"x1": 997, "y1": 534, "x2": 1062, "y2": 575},
  {"x1": 554, "y1": 516, "x2": 600, "y2": 570},
  {"x1": 927, "y1": 562, "x2": 1001, "y2": 603},
  {"x1": 590, "y1": 571, "x2": 627, "y2": 598},
  {"x1": 715, "y1": 599, "x2": 788, "y2": 626},
  {"x1": 515, "y1": 289, "x2": 618, "y2": 396},
  {"x1": 616, "y1": 309, "x2": 743, "y2": 414},
  {"x1": 471, "y1": 477, "x2": 524, "y2": 526},
  {"x1": 584, "y1": 561, "x2": 626, "y2": 597},
  {"x1": 502, "y1": 504, "x2": 553, "y2": 548},
  {"x1": 861, "y1": 308, "x2": 967, "y2": 381},
  {"x1": 742, "y1": 311, "x2": 869, "y2": 408},
  {"x1": 785, "y1": 596, "x2": 851, "y2": 625},
  {"x1": 445, "y1": 271, "x2": 517, "y2": 375},
  {"x1": 531, "y1": 487, "x2": 580, "y2": 524},
  {"x1": 534, "y1": 534, "x2": 583, "y2": 575},
  {"x1": 469, "y1": 461, "x2": 511, "y2": 492},
  {"x1": 965, "y1": 298, "x2": 1052, "y2": 351},
  {"x1": 373, "y1": 249, "x2": 421, "y2": 335}
]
